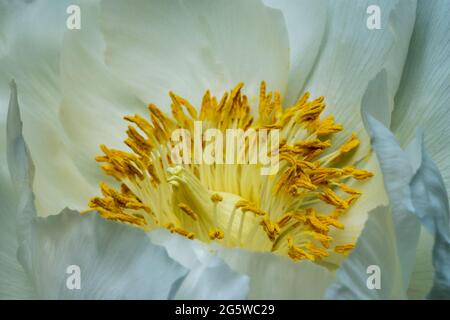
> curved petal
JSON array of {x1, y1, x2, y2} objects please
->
[
  {"x1": 304, "y1": 0, "x2": 416, "y2": 159},
  {"x1": 19, "y1": 211, "x2": 187, "y2": 299},
  {"x1": 262, "y1": 0, "x2": 327, "y2": 105},
  {"x1": 363, "y1": 110, "x2": 421, "y2": 294},
  {"x1": 6, "y1": 82, "x2": 187, "y2": 299},
  {"x1": 0, "y1": 0, "x2": 101, "y2": 216},
  {"x1": 327, "y1": 71, "x2": 430, "y2": 299},
  {"x1": 219, "y1": 248, "x2": 335, "y2": 299},
  {"x1": 325, "y1": 207, "x2": 406, "y2": 299},
  {"x1": 391, "y1": 0, "x2": 450, "y2": 198},
  {"x1": 0, "y1": 171, "x2": 35, "y2": 299},
  {"x1": 409, "y1": 143, "x2": 450, "y2": 299},
  {"x1": 365, "y1": 59, "x2": 450, "y2": 299},
  {"x1": 99, "y1": 0, "x2": 290, "y2": 111},
  {"x1": 149, "y1": 229, "x2": 250, "y2": 300}
]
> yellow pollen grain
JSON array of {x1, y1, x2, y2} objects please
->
[
  {"x1": 166, "y1": 223, "x2": 195, "y2": 240},
  {"x1": 208, "y1": 228, "x2": 225, "y2": 240},
  {"x1": 334, "y1": 244, "x2": 355, "y2": 255},
  {"x1": 211, "y1": 193, "x2": 223, "y2": 203},
  {"x1": 178, "y1": 203, "x2": 198, "y2": 221}
]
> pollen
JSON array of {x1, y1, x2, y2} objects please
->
[{"x1": 86, "y1": 82, "x2": 373, "y2": 265}]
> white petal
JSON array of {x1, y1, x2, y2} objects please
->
[
  {"x1": 328, "y1": 74, "x2": 427, "y2": 299},
  {"x1": 151, "y1": 229, "x2": 334, "y2": 299},
  {"x1": 0, "y1": 0, "x2": 100, "y2": 216},
  {"x1": 6, "y1": 81, "x2": 35, "y2": 240},
  {"x1": 19, "y1": 211, "x2": 187, "y2": 299},
  {"x1": 362, "y1": 75, "x2": 450, "y2": 299},
  {"x1": 320, "y1": 71, "x2": 393, "y2": 266},
  {"x1": 363, "y1": 73, "x2": 424, "y2": 289},
  {"x1": 99, "y1": 0, "x2": 290, "y2": 111},
  {"x1": 152, "y1": 229, "x2": 336, "y2": 299},
  {"x1": 173, "y1": 262, "x2": 249, "y2": 300},
  {"x1": 409, "y1": 144, "x2": 450, "y2": 298},
  {"x1": 407, "y1": 228, "x2": 434, "y2": 299},
  {"x1": 0, "y1": 171, "x2": 35, "y2": 299},
  {"x1": 262, "y1": 0, "x2": 327, "y2": 105},
  {"x1": 219, "y1": 249, "x2": 335, "y2": 299},
  {"x1": 6, "y1": 83, "x2": 188, "y2": 299},
  {"x1": 391, "y1": 0, "x2": 450, "y2": 199},
  {"x1": 304, "y1": 0, "x2": 416, "y2": 158},
  {"x1": 56, "y1": 2, "x2": 147, "y2": 212},
  {"x1": 149, "y1": 229, "x2": 250, "y2": 300},
  {"x1": 326, "y1": 207, "x2": 406, "y2": 299}
]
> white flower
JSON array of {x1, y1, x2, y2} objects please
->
[{"x1": 0, "y1": 0, "x2": 449, "y2": 299}]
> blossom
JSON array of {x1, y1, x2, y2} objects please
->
[{"x1": 0, "y1": 0, "x2": 449, "y2": 299}]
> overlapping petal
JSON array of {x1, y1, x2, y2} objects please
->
[
  {"x1": 149, "y1": 229, "x2": 250, "y2": 300},
  {"x1": 4, "y1": 82, "x2": 188, "y2": 299},
  {"x1": 391, "y1": 0, "x2": 450, "y2": 199},
  {"x1": 304, "y1": 0, "x2": 416, "y2": 158}
]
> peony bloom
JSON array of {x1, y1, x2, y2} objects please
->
[{"x1": 0, "y1": 0, "x2": 449, "y2": 299}]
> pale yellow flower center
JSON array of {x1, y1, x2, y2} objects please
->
[{"x1": 86, "y1": 82, "x2": 373, "y2": 264}]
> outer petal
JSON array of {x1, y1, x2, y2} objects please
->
[
  {"x1": 363, "y1": 116, "x2": 421, "y2": 290},
  {"x1": 409, "y1": 144, "x2": 450, "y2": 299},
  {"x1": 0, "y1": 170, "x2": 35, "y2": 299},
  {"x1": 327, "y1": 71, "x2": 423, "y2": 299},
  {"x1": 304, "y1": 0, "x2": 416, "y2": 158},
  {"x1": 0, "y1": 0, "x2": 101, "y2": 216},
  {"x1": 6, "y1": 82, "x2": 187, "y2": 299},
  {"x1": 149, "y1": 229, "x2": 250, "y2": 300},
  {"x1": 19, "y1": 211, "x2": 187, "y2": 299},
  {"x1": 262, "y1": 0, "x2": 327, "y2": 105},
  {"x1": 391, "y1": 0, "x2": 450, "y2": 198},
  {"x1": 407, "y1": 228, "x2": 433, "y2": 299}
]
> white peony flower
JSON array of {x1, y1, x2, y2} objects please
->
[{"x1": 0, "y1": 0, "x2": 449, "y2": 299}]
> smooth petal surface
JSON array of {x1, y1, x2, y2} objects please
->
[
  {"x1": 0, "y1": 0, "x2": 100, "y2": 216},
  {"x1": 263, "y1": 0, "x2": 327, "y2": 105},
  {"x1": 391, "y1": 0, "x2": 450, "y2": 198},
  {"x1": 19, "y1": 211, "x2": 187, "y2": 299},
  {"x1": 407, "y1": 229, "x2": 434, "y2": 299},
  {"x1": 151, "y1": 229, "x2": 334, "y2": 299},
  {"x1": 6, "y1": 83, "x2": 187, "y2": 299},
  {"x1": 100, "y1": 0, "x2": 290, "y2": 111},
  {"x1": 150, "y1": 229, "x2": 250, "y2": 300},
  {"x1": 219, "y1": 249, "x2": 335, "y2": 299}
]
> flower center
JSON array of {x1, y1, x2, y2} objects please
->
[{"x1": 86, "y1": 82, "x2": 373, "y2": 264}]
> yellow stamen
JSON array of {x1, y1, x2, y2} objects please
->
[
  {"x1": 334, "y1": 244, "x2": 355, "y2": 255},
  {"x1": 209, "y1": 228, "x2": 225, "y2": 240},
  {"x1": 87, "y1": 82, "x2": 374, "y2": 265}
]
